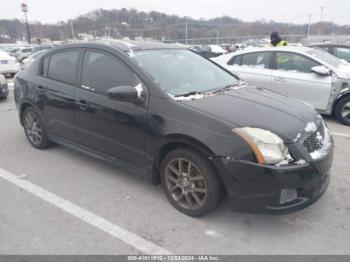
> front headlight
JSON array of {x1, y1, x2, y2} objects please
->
[{"x1": 233, "y1": 127, "x2": 291, "y2": 165}]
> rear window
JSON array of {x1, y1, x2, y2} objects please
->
[
  {"x1": 47, "y1": 50, "x2": 80, "y2": 85},
  {"x1": 241, "y1": 52, "x2": 270, "y2": 69}
]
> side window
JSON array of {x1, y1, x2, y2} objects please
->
[
  {"x1": 334, "y1": 47, "x2": 350, "y2": 61},
  {"x1": 227, "y1": 55, "x2": 241, "y2": 66},
  {"x1": 276, "y1": 52, "x2": 319, "y2": 73},
  {"x1": 82, "y1": 50, "x2": 140, "y2": 95},
  {"x1": 47, "y1": 50, "x2": 80, "y2": 84},
  {"x1": 21, "y1": 48, "x2": 32, "y2": 53},
  {"x1": 42, "y1": 56, "x2": 50, "y2": 76},
  {"x1": 241, "y1": 52, "x2": 270, "y2": 69}
]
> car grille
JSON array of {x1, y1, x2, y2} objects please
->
[{"x1": 302, "y1": 123, "x2": 325, "y2": 153}]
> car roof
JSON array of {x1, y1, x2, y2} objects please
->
[
  {"x1": 308, "y1": 42, "x2": 350, "y2": 47},
  {"x1": 231, "y1": 46, "x2": 316, "y2": 56},
  {"x1": 51, "y1": 39, "x2": 184, "y2": 53},
  {"x1": 212, "y1": 46, "x2": 330, "y2": 66}
]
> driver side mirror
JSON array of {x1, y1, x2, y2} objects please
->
[
  {"x1": 311, "y1": 65, "x2": 332, "y2": 76},
  {"x1": 107, "y1": 84, "x2": 144, "y2": 103}
]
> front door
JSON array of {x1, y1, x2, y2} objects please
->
[
  {"x1": 270, "y1": 51, "x2": 332, "y2": 111},
  {"x1": 75, "y1": 49, "x2": 148, "y2": 167}
]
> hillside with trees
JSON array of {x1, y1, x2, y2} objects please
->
[{"x1": 1, "y1": 8, "x2": 350, "y2": 44}]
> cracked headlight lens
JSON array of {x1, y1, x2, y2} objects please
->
[{"x1": 233, "y1": 127, "x2": 290, "y2": 165}]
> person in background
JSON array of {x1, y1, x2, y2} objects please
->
[{"x1": 269, "y1": 31, "x2": 288, "y2": 47}]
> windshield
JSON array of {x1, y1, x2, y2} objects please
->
[
  {"x1": 306, "y1": 48, "x2": 346, "y2": 68},
  {"x1": 131, "y1": 49, "x2": 238, "y2": 96}
]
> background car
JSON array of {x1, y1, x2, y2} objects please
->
[
  {"x1": 308, "y1": 43, "x2": 350, "y2": 63},
  {"x1": 213, "y1": 46, "x2": 350, "y2": 125},
  {"x1": 0, "y1": 74, "x2": 9, "y2": 100},
  {"x1": 0, "y1": 50, "x2": 20, "y2": 76},
  {"x1": 21, "y1": 50, "x2": 48, "y2": 70},
  {"x1": 14, "y1": 47, "x2": 33, "y2": 62},
  {"x1": 8, "y1": 47, "x2": 21, "y2": 57},
  {"x1": 191, "y1": 44, "x2": 227, "y2": 58}
]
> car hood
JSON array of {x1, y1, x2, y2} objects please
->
[{"x1": 181, "y1": 86, "x2": 319, "y2": 143}]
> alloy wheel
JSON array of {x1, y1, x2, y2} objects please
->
[
  {"x1": 165, "y1": 158, "x2": 208, "y2": 210},
  {"x1": 24, "y1": 111, "x2": 43, "y2": 146},
  {"x1": 341, "y1": 101, "x2": 350, "y2": 121}
]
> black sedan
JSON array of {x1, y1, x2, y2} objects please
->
[{"x1": 14, "y1": 40, "x2": 333, "y2": 216}]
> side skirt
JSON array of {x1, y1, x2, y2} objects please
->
[{"x1": 48, "y1": 135, "x2": 150, "y2": 182}]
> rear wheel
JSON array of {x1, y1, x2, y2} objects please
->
[
  {"x1": 22, "y1": 107, "x2": 52, "y2": 149},
  {"x1": 160, "y1": 147, "x2": 223, "y2": 217},
  {"x1": 335, "y1": 96, "x2": 350, "y2": 126}
]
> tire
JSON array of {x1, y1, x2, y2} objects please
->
[
  {"x1": 22, "y1": 107, "x2": 52, "y2": 149},
  {"x1": 335, "y1": 96, "x2": 350, "y2": 126},
  {"x1": 160, "y1": 147, "x2": 223, "y2": 217}
]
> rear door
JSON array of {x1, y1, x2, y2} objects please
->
[
  {"x1": 270, "y1": 51, "x2": 332, "y2": 111},
  {"x1": 34, "y1": 49, "x2": 81, "y2": 142},
  {"x1": 226, "y1": 52, "x2": 273, "y2": 89}
]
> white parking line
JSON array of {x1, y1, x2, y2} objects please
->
[
  {"x1": 331, "y1": 132, "x2": 350, "y2": 139},
  {"x1": 0, "y1": 167, "x2": 172, "y2": 255}
]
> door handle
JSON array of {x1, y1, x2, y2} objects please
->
[
  {"x1": 81, "y1": 85, "x2": 95, "y2": 92},
  {"x1": 75, "y1": 100, "x2": 89, "y2": 111},
  {"x1": 274, "y1": 77, "x2": 287, "y2": 83}
]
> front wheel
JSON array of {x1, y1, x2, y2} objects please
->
[
  {"x1": 160, "y1": 148, "x2": 223, "y2": 217},
  {"x1": 335, "y1": 96, "x2": 350, "y2": 126}
]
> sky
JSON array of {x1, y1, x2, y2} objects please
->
[{"x1": 1, "y1": 0, "x2": 350, "y2": 25}]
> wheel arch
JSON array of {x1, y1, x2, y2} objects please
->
[
  {"x1": 19, "y1": 101, "x2": 40, "y2": 126},
  {"x1": 332, "y1": 90, "x2": 350, "y2": 115},
  {"x1": 151, "y1": 134, "x2": 223, "y2": 187}
]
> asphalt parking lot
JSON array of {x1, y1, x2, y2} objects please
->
[{"x1": 1, "y1": 80, "x2": 350, "y2": 255}]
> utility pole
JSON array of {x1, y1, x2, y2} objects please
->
[
  {"x1": 185, "y1": 23, "x2": 188, "y2": 46},
  {"x1": 70, "y1": 20, "x2": 75, "y2": 40},
  {"x1": 21, "y1": 3, "x2": 31, "y2": 44},
  {"x1": 319, "y1": 6, "x2": 324, "y2": 35},
  {"x1": 320, "y1": 6, "x2": 324, "y2": 21},
  {"x1": 307, "y1": 14, "x2": 312, "y2": 38}
]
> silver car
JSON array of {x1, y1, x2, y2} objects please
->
[{"x1": 213, "y1": 46, "x2": 350, "y2": 125}]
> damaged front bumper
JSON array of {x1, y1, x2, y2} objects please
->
[{"x1": 211, "y1": 140, "x2": 333, "y2": 214}]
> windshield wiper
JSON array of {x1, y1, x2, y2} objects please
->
[
  {"x1": 174, "y1": 91, "x2": 204, "y2": 97},
  {"x1": 210, "y1": 83, "x2": 240, "y2": 94}
]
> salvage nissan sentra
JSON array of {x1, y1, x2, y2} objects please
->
[{"x1": 14, "y1": 40, "x2": 333, "y2": 216}]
